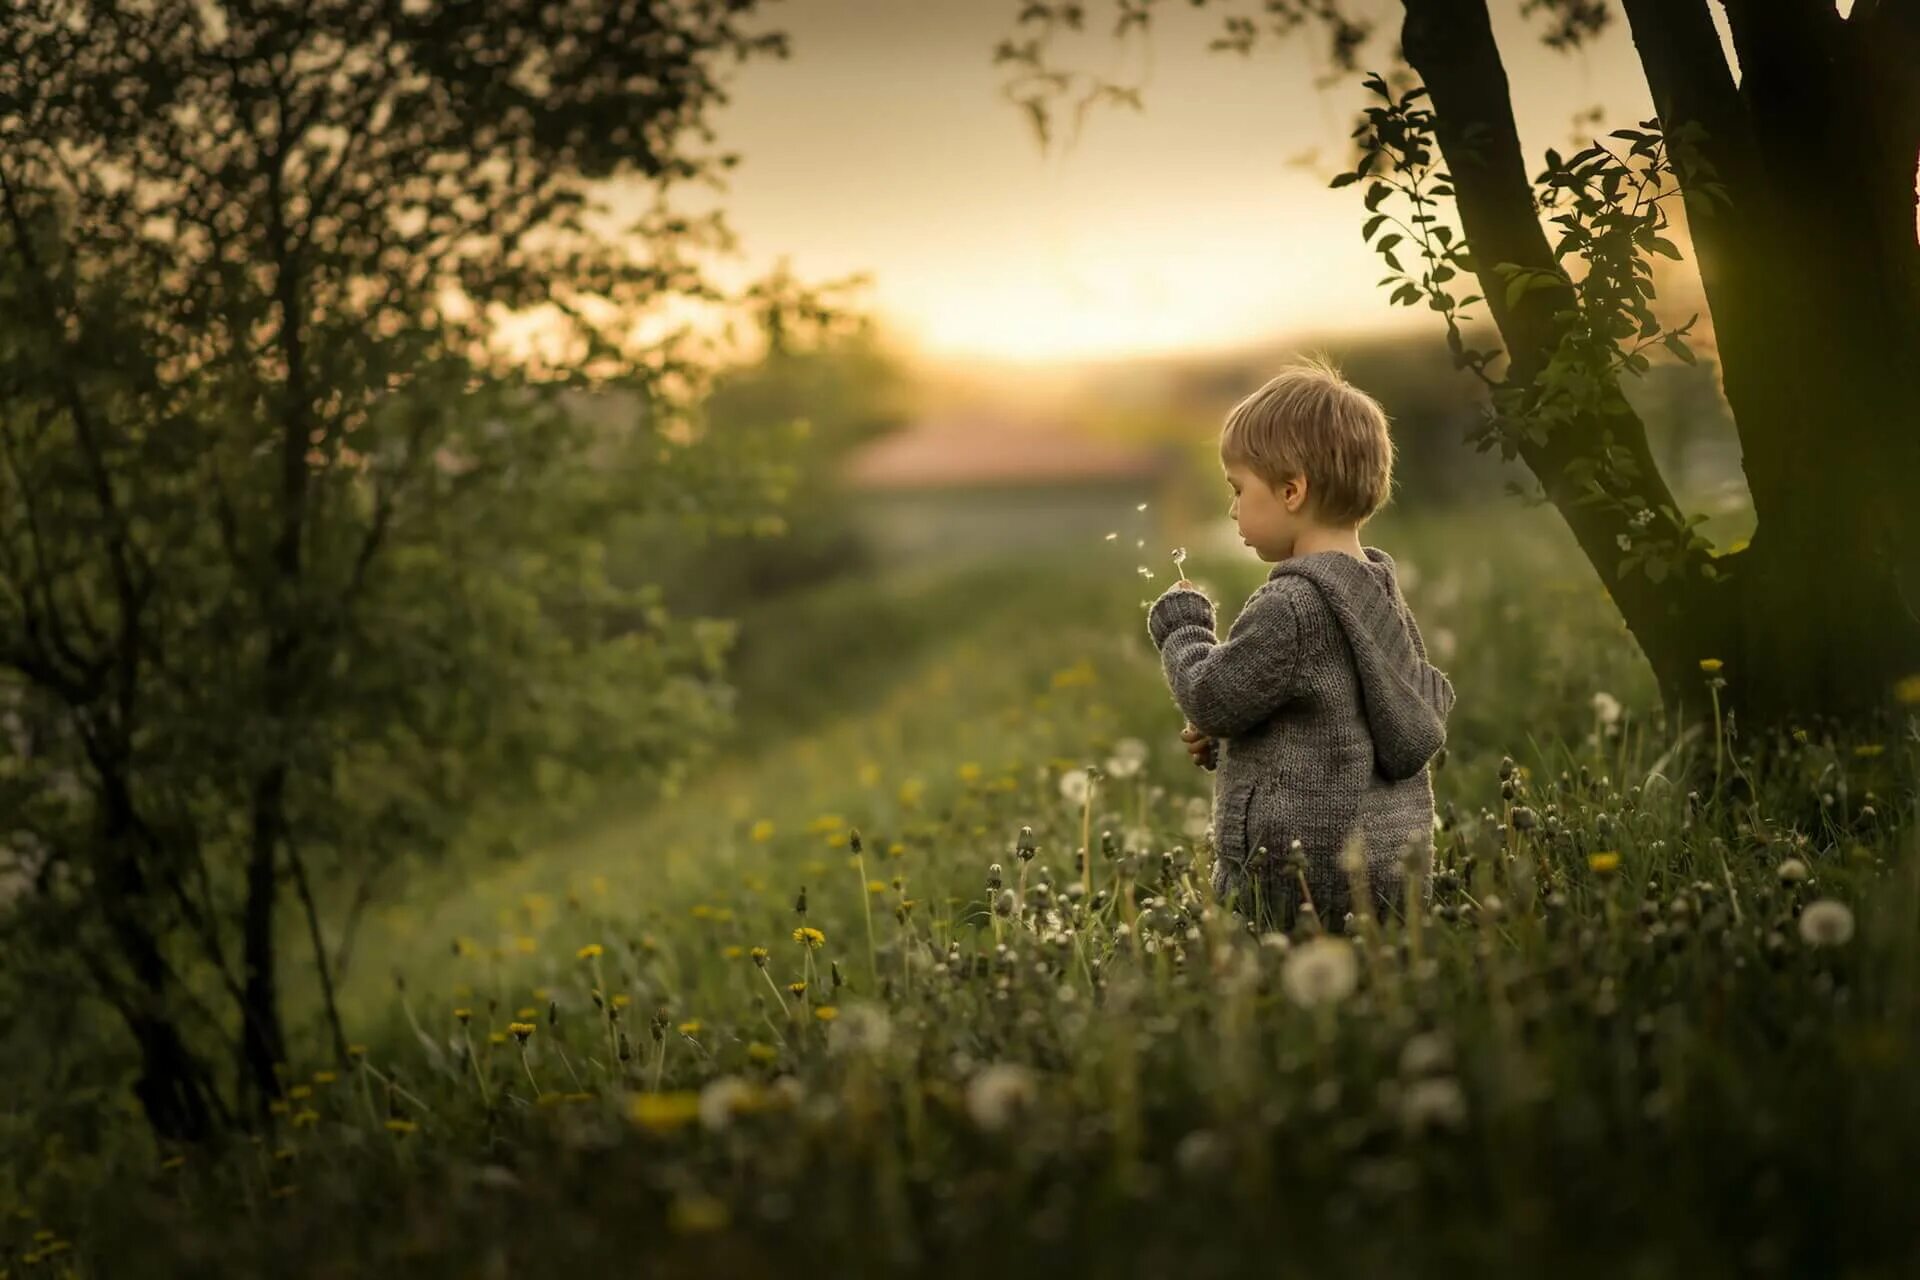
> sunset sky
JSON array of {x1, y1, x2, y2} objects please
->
[{"x1": 602, "y1": 0, "x2": 1735, "y2": 372}]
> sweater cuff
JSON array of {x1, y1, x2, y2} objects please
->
[{"x1": 1147, "y1": 586, "x2": 1214, "y2": 649}]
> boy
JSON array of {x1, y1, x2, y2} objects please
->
[{"x1": 1146, "y1": 356, "x2": 1456, "y2": 932}]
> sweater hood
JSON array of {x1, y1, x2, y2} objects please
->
[{"x1": 1270, "y1": 547, "x2": 1455, "y2": 782}]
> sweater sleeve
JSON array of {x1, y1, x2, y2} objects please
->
[{"x1": 1147, "y1": 580, "x2": 1309, "y2": 739}]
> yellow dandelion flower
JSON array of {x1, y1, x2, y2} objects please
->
[
  {"x1": 287, "y1": 1084, "x2": 313, "y2": 1101},
  {"x1": 749, "y1": 946, "x2": 769, "y2": 967},
  {"x1": 1698, "y1": 658, "x2": 1724, "y2": 673},
  {"x1": 590, "y1": 875, "x2": 609, "y2": 898},
  {"x1": 788, "y1": 981, "x2": 807, "y2": 996},
  {"x1": 868, "y1": 880, "x2": 887, "y2": 895},
  {"x1": 576, "y1": 943, "x2": 604, "y2": 960},
  {"x1": 957, "y1": 762, "x2": 983, "y2": 783},
  {"x1": 1588, "y1": 851, "x2": 1621, "y2": 874},
  {"x1": 292, "y1": 1109, "x2": 320, "y2": 1129},
  {"x1": 611, "y1": 993, "x2": 632, "y2": 1010},
  {"x1": 346, "y1": 1044, "x2": 367, "y2": 1059},
  {"x1": 792, "y1": 926, "x2": 826, "y2": 950},
  {"x1": 509, "y1": 1022, "x2": 536, "y2": 1043},
  {"x1": 1853, "y1": 743, "x2": 1885, "y2": 758},
  {"x1": 1895, "y1": 673, "x2": 1920, "y2": 705},
  {"x1": 897, "y1": 778, "x2": 925, "y2": 808},
  {"x1": 453, "y1": 1007, "x2": 472, "y2": 1025},
  {"x1": 268, "y1": 1099, "x2": 290, "y2": 1116},
  {"x1": 628, "y1": 1091, "x2": 701, "y2": 1133},
  {"x1": 806, "y1": 813, "x2": 845, "y2": 835},
  {"x1": 384, "y1": 1118, "x2": 418, "y2": 1135},
  {"x1": 723, "y1": 944, "x2": 745, "y2": 960},
  {"x1": 751, "y1": 819, "x2": 776, "y2": 842},
  {"x1": 887, "y1": 842, "x2": 907, "y2": 858},
  {"x1": 517, "y1": 1006, "x2": 538, "y2": 1019},
  {"x1": 747, "y1": 1042, "x2": 778, "y2": 1064},
  {"x1": 668, "y1": 1193, "x2": 731, "y2": 1235},
  {"x1": 514, "y1": 935, "x2": 538, "y2": 954},
  {"x1": 489, "y1": 1031, "x2": 507, "y2": 1045},
  {"x1": 678, "y1": 1020, "x2": 703, "y2": 1036},
  {"x1": 858, "y1": 761, "x2": 882, "y2": 787},
  {"x1": 312, "y1": 1070, "x2": 337, "y2": 1085},
  {"x1": 814, "y1": 1005, "x2": 839, "y2": 1022}
]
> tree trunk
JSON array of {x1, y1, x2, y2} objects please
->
[
  {"x1": 1400, "y1": 0, "x2": 1920, "y2": 734},
  {"x1": 241, "y1": 765, "x2": 290, "y2": 1115}
]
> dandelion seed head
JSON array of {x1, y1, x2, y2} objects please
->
[{"x1": 1798, "y1": 898, "x2": 1855, "y2": 947}]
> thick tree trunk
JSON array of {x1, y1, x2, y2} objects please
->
[
  {"x1": 1398, "y1": 0, "x2": 1733, "y2": 724},
  {"x1": 1401, "y1": 0, "x2": 1920, "y2": 735},
  {"x1": 1619, "y1": 0, "x2": 1920, "y2": 728}
]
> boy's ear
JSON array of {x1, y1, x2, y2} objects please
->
[{"x1": 1281, "y1": 473, "x2": 1308, "y2": 514}]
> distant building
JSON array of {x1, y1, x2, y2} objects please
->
[{"x1": 838, "y1": 411, "x2": 1182, "y2": 567}]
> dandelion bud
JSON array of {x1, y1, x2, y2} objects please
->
[
  {"x1": 794, "y1": 886, "x2": 808, "y2": 916},
  {"x1": 1498, "y1": 755, "x2": 1515, "y2": 781},
  {"x1": 995, "y1": 889, "x2": 1016, "y2": 918},
  {"x1": 619, "y1": 1031, "x2": 632, "y2": 1061},
  {"x1": 1017, "y1": 826, "x2": 1037, "y2": 862},
  {"x1": 987, "y1": 863, "x2": 1003, "y2": 890},
  {"x1": 849, "y1": 827, "x2": 863, "y2": 854},
  {"x1": 548, "y1": 999, "x2": 559, "y2": 1027},
  {"x1": 831, "y1": 960, "x2": 844, "y2": 991},
  {"x1": 1511, "y1": 806, "x2": 1537, "y2": 831}
]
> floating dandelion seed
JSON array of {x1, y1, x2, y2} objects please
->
[
  {"x1": 1137, "y1": 566, "x2": 1155, "y2": 579},
  {"x1": 1136, "y1": 539, "x2": 1145, "y2": 549},
  {"x1": 1798, "y1": 899, "x2": 1855, "y2": 947},
  {"x1": 1105, "y1": 531, "x2": 1118, "y2": 541},
  {"x1": 1137, "y1": 502, "x2": 1149, "y2": 511},
  {"x1": 1171, "y1": 547, "x2": 1188, "y2": 580}
]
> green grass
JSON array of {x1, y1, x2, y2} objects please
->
[{"x1": 11, "y1": 500, "x2": 1919, "y2": 1279}]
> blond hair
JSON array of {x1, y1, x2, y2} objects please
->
[{"x1": 1220, "y1": 354, "x2": 1395, "y2": 526}]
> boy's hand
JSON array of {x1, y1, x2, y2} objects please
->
[{"x1": 1180, "y1": 722, "x2": 1218, "y2": 771}]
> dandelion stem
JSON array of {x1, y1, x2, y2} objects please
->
[
  {"x1": 518, "y1": 1048, "x2": 541, "y2": 1100},
  {"x1": 857, "y1": 846, "x2": 878, "y2": 991},
  {"x1": 463, "y1": 1028, "x2": 491, "y2": 1111}
]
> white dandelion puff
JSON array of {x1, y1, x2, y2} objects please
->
[
  {"x1": 965, "y1": 1063, "x2": 1038, "y2": 1132},
  {"x1": 1281, "y1": 937, "x2": 1359, "y2": 1008},
  {"x1": 1059, "y1": 768, "x2": 1091, "y2": 807},
  {"x1": 1105, "y1": 737, "x2": 1149, "y2": 780},
  {"x1": 1798, "y1": 899, "x2": 1855, "y2": 947}
]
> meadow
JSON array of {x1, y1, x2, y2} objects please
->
[{"x1": 7, "y1": 503, "x2": 1916, "y2": 1279}]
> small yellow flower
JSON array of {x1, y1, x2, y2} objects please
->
[
  {"x1": 1853, "y1": 743, "x2": 1885, "y2": 758},
  {"x1": 957, "y1": 762, "x2": 982, "y2": 783},
  {"x1": 287, "y1": 1084, "x2": 313, "y2": 1101},
  {"x1": 813, "y1": 1005, "x2": 839, "y2": 1022},
  {"x1": 509, "y1": 1022, "x2": 536, "y2": 1044},
  {"x1": 346, "y1": 1044, "x2": 367, "y2": 1059},
  {"x1": 792, "y1": 926, "x2": 826, "y2": 950},
  {"x1": 858, "y1": 761, "x2": 882, "y2": 787},
  {"x1": 722, "y1": 944, "x2": 745, "y2": 960},
  {"x1": 292, "y1": 1109, "x2": 320, "y2": 1129},
  {"x1": 611, "y1": 993, "x2": 632, "y2": 1010},
  {"x1": 312, "y1": 1070, "x2": 337, "y2": 1085},
  {"x1": 868, "y1": 880, "x2": 887, "y2": 895},
  {"x1": 690, "y1": 904, "x2": 714, "y2": 920},
  {"x1": 577, "y1": 943, "x2": 604, "y2": 960},
  {"x1": 1698, "y1": 658, "x2": 1724, "y2": 673},
  {"x1": 628, "y1": 1091, "x2": 701, "y2": 1133},
  {"x1": 453, "y1": 1007, "x2": 472, "y2": 1025},
  {"x1": 489, "y1": 1031, "x2": 507, "y2": 1045},
  {"x1": 897, "y1": 778, "x2": 925, "y2": 808},
  {"x1": 887, "y1": 842, "x2": 907, "y2": 858},
  {"x1": 268, "y1": 1099, "x2": 290, "y2": 1116},
  {"x1": 668, "y1": 1193, "x2": 731, "y2": 1234},
  {"x1": 514, "y1": 935, "x2": 538, "y2": 954},
  {"x1": 747, "y1": 1042, "x2": 779, "y2": 1064},
  {"x1": 1895, "y1": 673, "x2": 1920, "y2": 706},
  {"x1": 678, "y1": 1020, "x2": 702, "y2": 1036},
  {"x1": 749, "y1": 946, "x2": 769, "y2": 967},
  {"x1": 384, "y1": 1118, "x2": 418, "y2": 1135},
  {"x1": 751, "y1": 819, "x2": 776, "y2": 843},
  {"x1": 517, "y1": 1006, "x2": 538, "y2": 1019},
  {"x1": 1588, "y1": 851, "x2": 1621, "y2": 875},
  {"x1": 788, "y1": 981, "x2": 807, "y2": 996}
]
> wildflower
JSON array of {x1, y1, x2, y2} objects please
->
[
  {"x1": 517, "y1": 1006, "x2": 538, "y2": 1019},
  {"x1": 628, "y1": 1091, "x2": 702, "y2": 1134},
  {"x1": 1059, "y1": 768, "x2": 1091, "y2": 806},
  {"x1": 1400, "y1": 1076, "x2": 1469, "y2": 1135},
  {"x1": 1798, "y1": 899, "x2": 1856, "y2": 948},
  {"x1": 576, "y1": 943, "x2": 604, "y2": 960},
  {"x1": 887, "y1": 841, "x2": 907, "y2": 857},
  {"x1": 826, "y1": 1003, "x2": 892, "y2": 1058},
  {"x1": 698, "y1": 1076, "x2": 765, "y2": 1132},
  {"x1": 287, "y1": 1084, "x2": 312, "y2": 1101},
  {"x1": 489, "y1": 1031, "x2": 507, "y2": 1045},
  {"x1": 788, "y1": 981, "x2": 807, "y2": 996},
  {"x1": 1104, "y1": 737, "x2": 1149, "y2": 780},
  {"x1": 1591, "y1": 691, "x2": 1622, "y2": 727},
  {"x1": 453, "y1": 1007, "x2": 472, "y2": 1025},
  {"x1": 792, "y1": 926, "x2": 826, "y2": 950},
  {"x1": 1853, "y1": 743, "x2": 1885, "y2": 758},
  {"x1": 312, "y1": 1071, "x2": 337, "y2": 1085},
  {"x1": 958, "y1": 762, "x2": 983, "y2": 783},
  {"x1": 346, "y1": 1044, "x2": 367, "y2": 1059},
  {"x1": 611, "y1": 993, "x2": 632, "y2": 1011},
  {"x1": 1777, "y1": 858, "x2": 1810, "y2": 884},
  {"x1": 292, "y1": 1109, "x2": 320, "y2": 1129},
  {"x1": 746, "y1": 1041, "x2": 779, "y2": 1064},
  {"x1": 868, "y1": 879, "x2": 887, "y2": 895},
  {"x1": 1398, "y1": 1032, "x2": 1454, "y2": 1079},
  {"x1": 1281, "y1": 937, "x2": 1359, "y2": 1008},
  {"x1": 1588, "y1": 851, "x2": 1621, "y2": 875},
  {"x1": 668, "y1": 1193, "x2": 731, "y2": 1235},
  {"x1": 1895, "y1": 673, "x2": 1920, "y2": 705},
  {"x1": 514, "y1": 935, "x2": 537, "y2": 954},
  {"x1": 384, "y1": 1118, "x2": 418, "y2": 1135},
  {"x1": 966, "y1": 1063, "x2": 1038, "y2": 1132},
  {"x1": 1698, "y1": 658, "x2": 1724, "y2": 673},
  {"x1": 678, "y1": 1020, "x2": 702, "y2": 1037},
  {"x1": 722, "y1": 944, "x2": 745, "y2": 960},
  {"x1": 751, "y1": 819, "x2": 776, "y2": 842},
  {"x1": 509, "y1": 1022, "x2": 535, "y2": 1044},
  {"x1": 749, "y1": 946, "x2": 770, "y2": 967},
  {"x1": 814, "y1": 1005, "x2": 839, "y2": 1022}
]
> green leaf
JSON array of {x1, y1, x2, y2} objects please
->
[
  {"x1": 1329, "y1": 172, "x2": 1360, "y2": 189},
  {"x1": 1663, "y1": 333, "x2": 1697, "y2": 365},
  {"x1": 1648, "y1": 236, "x2": 1682, "y2": 259}
]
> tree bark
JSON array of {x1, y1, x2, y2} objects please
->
[{"x1": 1398, "y1": 0, "x2": 1733, "y2": 720}]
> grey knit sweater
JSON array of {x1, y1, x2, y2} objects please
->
[{"x1": 1147, "y1": 547, "x2": 1456, "y2": 931}]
